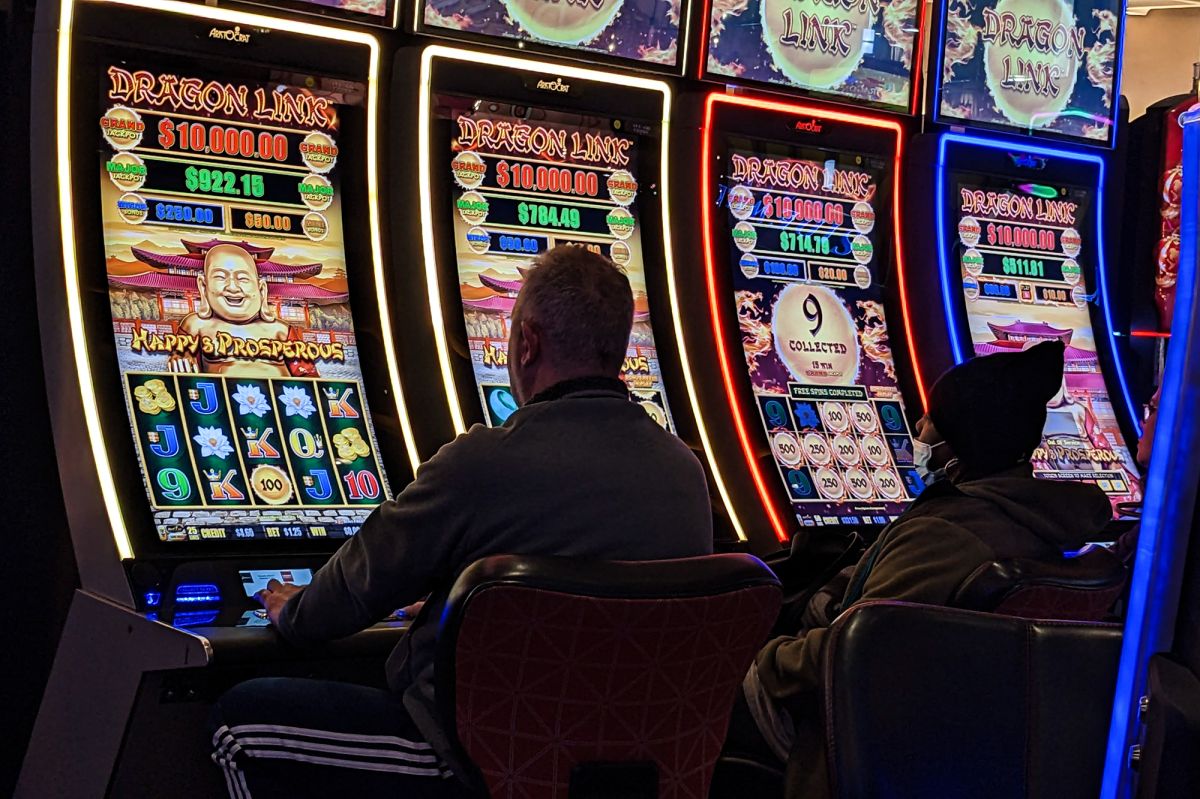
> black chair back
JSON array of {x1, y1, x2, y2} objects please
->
[{"x1": 824, "y1": 601, "x2": 1122, "y2": 799}]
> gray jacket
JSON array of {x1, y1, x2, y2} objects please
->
[{"x1": 277, "y1": 380, "x2": 714, "y2": 776}]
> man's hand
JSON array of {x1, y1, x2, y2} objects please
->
[{"x1": 256, "y1": 579, "x2": 303, "y2": 626}]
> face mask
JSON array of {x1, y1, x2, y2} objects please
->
[{"x1": 913, "y1": 439, "x2": 946, "y2": 486}]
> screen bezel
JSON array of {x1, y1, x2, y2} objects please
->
[
  {"x1": 929, "y1": 0, "x2": 1125, "y2": 149},
  {"x1": 699, "y1": 0, "x2": 928, "y2": 116},
  {"x1": 935, "y1": 135, "x2": 1141, "y2": 463},
  {"x1": 68, "y1": 3, "x2": 412, "y2": 560},
  {"x1": 412, "y1": 0, "x2": 692, "y2": 76},
  {"x1": 703, "y1": 98, "x2": 914, "y2": 536},
  {"x1": 422, "y1": 54, "x2": 677, "y2": 431}
]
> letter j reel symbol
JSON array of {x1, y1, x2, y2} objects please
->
[
  {"x1": 305, "y1": 469, "x2": 334, "y2": 501},
  {"x1": 190, "y1": 381, "x2": 219, "y2": 414},
  {"x1": 148, "y1": 425, "x2": 180, "y2": 458}
]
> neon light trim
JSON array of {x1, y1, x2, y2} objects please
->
[
  {"x1": 54, "y1": 0, "x2": 419, "y2": 562},
  {"x1": 934, "y1": 132, "x2": 1141, "y2": 438},
  {"x1": 701, "y1": 92, "x2": 925, "y2": 543},
  {"x1": 1101, "y1": 111, "x2": 1200, "y2": 799},
  {"x1": 417, "y1": 45, "x2": 746, "y2": 540}
]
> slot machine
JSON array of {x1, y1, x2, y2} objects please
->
[
  {"x1": 1102, "y1": 105, "x2": 1200, "y2": 798},
  {"x1": 388, "y1": 0, "x2": 750, "y2": 545},
  {"x1": 19, "y1": 0, "x2": 417, "y2": 795},
  {"x1": 904, "y1": 0, "x2": 1143, "y2": 531},
  {"x1": 667, "y1": 0, "x2": 931, "y2": 552}
]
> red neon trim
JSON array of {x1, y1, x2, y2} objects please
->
[
  {"x1": 700, "y1": 93, "x2": 928, "y2": 544},
  {"x1": 1130, "y1": 330, "x2": 1171, "y2": 339},
  {"x1": 698, "y1": 0, "x2": 713, "y2": 79},
  {"x1": 890, "y1": 125, "x2": 928, "y2": 409},
  {"x1": 909, "y1": 1, "x2": 928, "y2": 116}
]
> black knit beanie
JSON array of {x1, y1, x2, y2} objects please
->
[{"x1": 927, "y1": 340, "x2": 1065, "y2": 477}]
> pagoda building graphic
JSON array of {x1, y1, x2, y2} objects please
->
[
  {"x1": 975, "y1": 320, "x2": 1100, "y2": 373},
  {"x1": 109, "y1": 238, "x2": 347, "y2": 322},
  {"x1": 463, "y1": 268, "x2": 651, "y2": 322}
]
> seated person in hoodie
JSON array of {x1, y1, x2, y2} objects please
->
[
  {"x1": 209, "y1": 245, "x2": 714, "y2": 798},
  {"x1": 729, "y1": 339, "x2": 1112, "y2": 797}
]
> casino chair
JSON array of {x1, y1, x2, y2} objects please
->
[
  {"x1": 435, "y1": 553, "x2": 782, "y2": 799},
  {"x1": 819, "y1": 601, "x2": 1122, "y2": 799},
  {"x1": 707, "y1": 547, "x2": 1128, "y2": 799},
  {"x1": 950, "y1": 543, "x2": 1128, "y2": 621}
]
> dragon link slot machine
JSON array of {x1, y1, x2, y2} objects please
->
[
  {"x1": 667, "y1": 0, "x2": 931, "y2": 553},
  {"x1": 904, "y1": 0, "x2": 1143, "y2": 532},
  {"x1": 19, "y1": 0, "x2": 417, "y2": 795},
  {"x1": 388, "y1": 0, "x2": 749, "y2": 546}
]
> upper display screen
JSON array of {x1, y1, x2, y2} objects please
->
[
  {"x1": 291, "y1": 0, "x2": 390, "y2": 17},
  {"x1": 719, "y1": 138, "x2": 921, "y2": 528},
  {"x1": 950, "y1": 171, "x2": 1141, "y2": 514},
  {"x1": 937, "y1": 0, "x2": 1121, "y2": 144},
  {"x1": 99, "y1": 60, "x2": 392, "y2": 543},
  {"x1": 707, "y1": 0, "x2": 921, "y2": 111},
  {"x1": 439, "y1": 95, "x2": 675, "y2": 430},
  {"x1": 423, "y1": 0, "x2": 680, "y2": 66}
]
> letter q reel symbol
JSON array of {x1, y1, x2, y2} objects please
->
[{"x1": 289, "y1": 428, "x2": 321, "y2": 459}]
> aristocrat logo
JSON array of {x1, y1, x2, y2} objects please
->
[
  {"x1": 209, "y1": 26, "x2": 250, "y2": 44},
  {"x1": 793, "y1": 119, "x2": 824, "y2": 134},
  {"x1": 535, "y1": 78, "x2": 570, "y2": 93}
]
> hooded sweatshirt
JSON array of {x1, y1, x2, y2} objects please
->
[{"x1": 744, "y1": 464, "x2": 1112, "y2": 797}]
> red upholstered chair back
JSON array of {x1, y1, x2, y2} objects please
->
[
  {"x1": 437, "y1": 554, "x2": 781, "y2": 799},
  {"x1": 952, "y1": 544, "x2": 1128, "y2": 621}
]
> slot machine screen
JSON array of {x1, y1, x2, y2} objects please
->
[
  {"x1": 98, "y1": 59, "x2": 393, "y2": 543},
  {"x1": 438, "y1": 95, "x2": 674, "y2": 430},
  {"x1": 422, "y1": 0, "x2": 680, "y2": 66},
  {"x1": 706, "y1": 0, "x2": 921, "y2": 112},
  {"x1": 950, "y1": 171, "x2": 1142, "y2": 514},
  {"x1": 269, "y1": 0, "x2": 392, "y2": 17},
  {"x1": 717, "y1": 137, "x2": 921, "y2": 527},
  {"x1": 935, "y1": 0, "x2": 1122, "y2": 145}
]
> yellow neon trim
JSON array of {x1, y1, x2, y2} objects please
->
[
  {"x1": 416, "y1": 44, "x2": 746, "y2": 540},
  {"x1": 56, "y1": 0, "x2": 419, "y2": 563},
  {"x1": 418, "y1": 47, "x2": 468, "y2": 435},
  {"x1": 657, "y1": 96, "x2": 746, "y2": 542},
  {"x1": 56, "y1": 0, "x2": 131, "y2": 559}
]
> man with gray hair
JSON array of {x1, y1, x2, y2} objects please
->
[{"x1": 210, "y1": 245, "x2": 714, "y2": 798}]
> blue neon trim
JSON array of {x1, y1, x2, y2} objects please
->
[
  {"x1": 934, "y1": 132, "x2": 1141, "y2": 438},
  {"x1": 1095, "y1": 155, "x2": 1143, "y2": 438},
  {"x1": 1101, "y1": 114, "x2": 1200, "y2": 798},
  {"x1": 935, "y1": 133, "x2": 966, "y2": 363}
]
